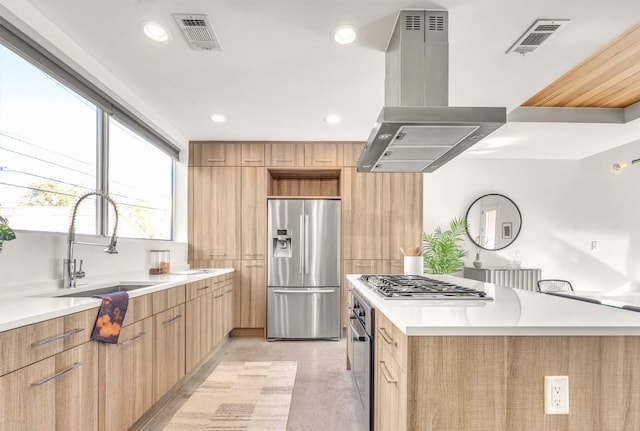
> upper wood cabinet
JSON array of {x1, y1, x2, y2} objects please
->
[
  {"x1": 343, "y1": 142, "x2": 365, "y2": 167},
  {"x1": 304, "y1": 142, "x2": 343, "y2": 167},
  {"x1": 241, "y1": 167, "x2": 266, "y2": 260},
  {"x1": 190, "y1": 142, "x2": 241, "y2": 167},
  {"x1": 241, "y1": 143, "x2": 265, "y2": 166},
  {"x1": 342, "y1": 168, "x2": 384, "y2": 259},
  {"x1": 189, "y1": 167, "x2": 242, "y2": 260},
  {"x1": 382, "y1": 173, "x2": 423, "y2": 260},
  {"x1": 265, "y1": 143, "x2": 305, "y2": 167}
]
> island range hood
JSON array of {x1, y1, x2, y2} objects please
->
[{"x1": 357, "y1": 10, "x2": 506, "y2": 173}]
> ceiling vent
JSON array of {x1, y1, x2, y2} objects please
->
[
  {"x1": 173, "y1": 14, "x2": 221, "y2": 51},
  {"x1": 506, "y1": 19, "x2": 569, "y2": 55}
]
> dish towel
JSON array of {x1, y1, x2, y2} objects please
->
[{"x1": 91, "y1": 291, "x2": 129, "y2": 343}]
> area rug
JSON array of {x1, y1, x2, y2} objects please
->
[{"x1": 163, "y1": 361, "x2": 297, "y2": 430}]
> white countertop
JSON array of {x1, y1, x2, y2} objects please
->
[
  {"x1": 347, "y1": 274, "x2": 640, "y2": 336},
  {"x1": 0, "y1": 269, "x2": 234, "y2": 333}
]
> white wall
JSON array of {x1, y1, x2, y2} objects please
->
[{"x1": 424, "y1": 139, "x2": 640, "y2": 293}]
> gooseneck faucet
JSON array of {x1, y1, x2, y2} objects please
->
[{"x1": 63, "y1": 191, "x2": 119, "y2": 288}]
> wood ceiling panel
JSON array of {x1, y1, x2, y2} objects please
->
[{"x1": 523, "y1": 22, "x2": 640, "y2": 109}]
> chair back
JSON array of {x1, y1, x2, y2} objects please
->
[{"x1": 536, "y1": 279, "x2": 574, "y2": 293}]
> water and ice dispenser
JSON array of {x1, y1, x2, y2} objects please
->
[{"x1": 272, "y1": 228, "x2": 292, "y2": 258}]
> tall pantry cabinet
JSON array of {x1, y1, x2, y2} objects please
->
[{"x1": 188, "y1": 141, "x2": 423, "y2": 335}]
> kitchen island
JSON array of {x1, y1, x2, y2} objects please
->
[{"x1": 347, "y1": 274, "x2": 640, "y2": 431}]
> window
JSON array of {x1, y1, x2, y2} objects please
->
[
  {"x1": 109, "y1": 118, "x2": 173, "y2": 239},
  {"x1": 0, "y1": 44, "x2": 97, "y2": 233},
  {"x1": 0, "y1": 27, "x2": 177, "y2": 239}
]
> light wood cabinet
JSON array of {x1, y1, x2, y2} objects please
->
[
  {"x1": 238, "y1": 260, "x2": 266, "y2": 328},
  {"x1": 375, "y1": 344, "x2": 407, "y2": 431},
  {"x1": 342, "y1": 168, "x2": 384, "y2": 259},
  {"x1": 152, "y1": 304, "x2": 185, "y2": 403},
  {"x1": 190, "y1": 142, "x2": 241, "y2": 167},
  {"x1": 342, "y1": 142, "x2": 365, "y2": 167},
  {"x1": 190, "y1": 167, "x2": 242, "y2": 260},
  {"x1": 0, "y1": 342, "x2": 98, "y2": 431},
  {"x1": 0, "y1": 309, "x2": 95, "y2": 377},
  {"x1": 223, "y1": 283, "x2": 234, "y2": 335},
  {"x1": 265, "y1": 142, "x2": 305, "y2": 167},
  {"x1": 304, "y1": 142, "x2": 343, "y2": 167},
  {"x1": 241, "y1": 167, "x2": 266, "y2": 260},
  {"x1": 382, "y1": 173, "x2": 423, "y2": 260},
  {"x1": 241, "y1": 143, "x2": 265, "y2": 166},
  {"x1": 98, "y1": 317, "x2": 153, "y2": 431},
  {"x1": 185, "y1": 291, "x2": 214, "y2": 372}
]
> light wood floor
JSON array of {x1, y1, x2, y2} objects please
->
[{"x1": 136, "y1": 337, "x2": 366, "y2": 431}]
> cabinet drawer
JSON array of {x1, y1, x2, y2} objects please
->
[
  {"x1": 121, "y1": 295, "x2": 153, "y2": 328},
  {"x1": 376, "y1": 311, "x2": 407, "y2": 371},
  {"x1": 152, "y1": 284, "x2": 186, "y2": 314},
  {"x1": 0, "y1": 309, "x2": 97, "y2": 377},
  {"x1": 186, "y1": 279, "x2": 214, "y2": 301}
]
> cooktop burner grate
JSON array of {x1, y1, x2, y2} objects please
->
[{"x1": 359, "y1": 274, "x2": 491, "y2": 300}]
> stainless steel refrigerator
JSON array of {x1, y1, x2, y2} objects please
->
[{"x1": 267, "y1": 199, "x2": 341, "y2": 340}]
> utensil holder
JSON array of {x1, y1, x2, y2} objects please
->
[{"x1": 404, "y1": 256, "x2": 423, "y2": 275}]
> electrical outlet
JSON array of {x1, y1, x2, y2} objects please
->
[{"x1": 544, "y1": 376, "x2": 569, "y2": 414}]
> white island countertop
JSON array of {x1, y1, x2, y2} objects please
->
[
  {"x1": 347, "y1": 274, "x2": 640, "y2": 336},
  {"x1": 0, "y1": 269, "x2": 234, "y2": 333}
]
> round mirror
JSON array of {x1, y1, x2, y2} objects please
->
[{"x1": 465, "y1": 194, "x2": 522, "y2": 251}]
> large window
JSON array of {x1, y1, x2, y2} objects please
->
[
  {"x1": 109, "y1": 118, "x2": 173, "y2": 239},
  {"x1": 0, "y1": 32, "x2": 176, "y2": 239}
]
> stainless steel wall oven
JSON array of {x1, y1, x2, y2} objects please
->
[{"x1": 350, "y1": 289, "x2": 374, "y2": 431}]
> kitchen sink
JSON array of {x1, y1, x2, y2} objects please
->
[{"x1": 57, "y1": 283, "x2": 156, "y2": 298}]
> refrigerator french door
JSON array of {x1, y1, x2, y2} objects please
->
[{"x1": 267, "y1": 199, "x2": 341, "y2": 340}]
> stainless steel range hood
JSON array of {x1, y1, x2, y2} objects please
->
[{"x1": 357, "y1": 10, "x2": 506, "y2": 173}]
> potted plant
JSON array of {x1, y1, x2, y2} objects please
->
[
  {"x1": 423, "y1": 217, "x2": 468, "y2": 274},
  {"x1": 0, "y1": 213, "x2": 16, "y2": 254}
]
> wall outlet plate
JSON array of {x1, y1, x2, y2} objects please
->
[{"x1": 544, "y1": 376, "x2": 569, "y2": 414}]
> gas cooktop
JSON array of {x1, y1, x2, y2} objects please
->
[{"x1": 359, "y1": 274, "x2": 492, "y2": 300}]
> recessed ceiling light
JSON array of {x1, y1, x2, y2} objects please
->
[
  {"x1": 331, "y1": 25, "x2": 358, "y2": 45},
  {"x1": 142, "y1": 22, "x2": 171, "y2": 42},
  {"x1": 210, "y1": 114, "x2": 227, "y2": 123},
  {"x1": 325, "y1": 114, "x2": 342, "y2": 124}
]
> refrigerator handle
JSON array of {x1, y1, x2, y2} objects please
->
[
  {"x1": 299, "y1": 214, "x2": 304, "y2": 274},
  {"x1": 304, "y1": 214, "x2": 310, "y2": 274}
]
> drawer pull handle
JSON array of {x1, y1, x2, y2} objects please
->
[
  {"x1": 243, "y1": 159, "x2": 262, "y2": 162},
  {"x1": 209, "y1": 252, "x2": 227, "y2": 256},
  {"x1": 214, "y1": 279, "x2": 226, "y2": 284},
  {"x1": 378, "y1": 327, "x2": 397, "y2": 346},
  {"x1": 163, "y1": 315, "x2": 183, "y2": 325},
  {"x1": 214, "y1": 294, "x2": 224, "y2": 299},
  {"x1": 196, "y1": 286, "x2": 210, "y2": 291},
  {"x1": 275, "y1": 159, "x2": 293, "y2": 163},
  {"x1": 245, "y1": 264, "x2": 264, "y2": 268},
  {"x1": 121, "y1": 331, "x2": 146, "y2": 345},
  {"x1": 206, "y1": 158, "x2": 225, "y2": 162},
  {"x1": 245, "y1": 253, "x2": 263, "y2": 257},
  {"x1": 379, "y1": 361, "x2": 397, "y2": 384},
  {"x1": 32, "y1": 362, "x2": 82, "y2": 386},
  {"x1": 31, "y1": 328, "x2": 85, "y2": 347}
]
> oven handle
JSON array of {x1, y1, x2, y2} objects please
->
[{"x1": 350, "y1": 317, "x2": 367, "y2": 342}]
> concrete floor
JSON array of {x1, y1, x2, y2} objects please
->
[{"x1": 138, "y1": 337, "x2": 367, "y2": 431}]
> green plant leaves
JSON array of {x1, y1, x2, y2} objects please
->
[
  {"x1": 423, "y1": 217, "x2": 468, "y2": 274},
  {"x1": 0, "y1": 224, "x2": 16, "y2": 241}
]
